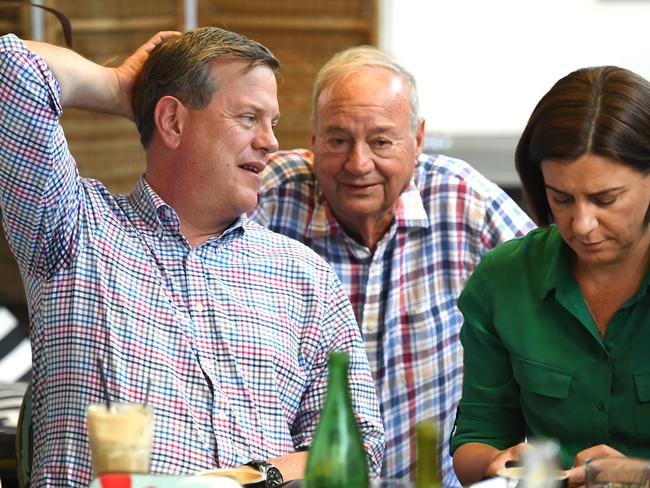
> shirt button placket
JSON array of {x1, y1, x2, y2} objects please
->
[{"x1": 186, "y1": 250, "x2": 205, "y2": 316}]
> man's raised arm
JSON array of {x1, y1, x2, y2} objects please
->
[{"x1": 24, "y1": 31, "x2": 178, "y2": 117}]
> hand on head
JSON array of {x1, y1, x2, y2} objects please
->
[{"x1": 113, "y1": 31, "x2": 180, "y2": 119}]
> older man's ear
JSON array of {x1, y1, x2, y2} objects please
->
[
  {"x1": 415, "y1": 117, "x2": 426, "y2": 155},
  {"x1": 153, "y1": 96, "x2": 188, "y2": 150}
]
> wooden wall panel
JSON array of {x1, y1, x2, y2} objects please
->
[
  {"x1": 203, "y1": 0, "x2": 372, "y2": 17},
  {"x1": 0, "y1": 222, "x2": 24, "y2": 304},
  {"x1": 0, "y1": 0, "x2": 31, "y2": 38}
]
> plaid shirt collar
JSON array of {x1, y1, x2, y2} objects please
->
[
  {"x1": 128, "y1": 175, "x2": 245, "y2": 244},
  {"x1": 306, "y1": 177, "x2": 431, "y2": 240}
]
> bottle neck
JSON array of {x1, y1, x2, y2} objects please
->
[
  {"x1": 415, "y1": 420, "x2": 441, "y2": 488},
  {"x1": 322, "y1": 352, "x2": 352, "y2": 409}
]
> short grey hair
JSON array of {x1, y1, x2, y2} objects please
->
[{"x1": 311, "y1": 45, "x2": 420, "y2": 133}]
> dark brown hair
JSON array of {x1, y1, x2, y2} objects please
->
[
  {"x1": 515, "y1": 66, "x2": 650, "y2": 226},
  {"x1": 133, "y1": 26, "x2": 280, "y2": 148}
]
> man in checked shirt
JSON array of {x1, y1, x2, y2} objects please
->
[
  {"x1": 0, "y1": 29, "x2": 384, "y2": 487},
  {"x1": 250, "y1": 46, "x2": 536, "y2": 487}
]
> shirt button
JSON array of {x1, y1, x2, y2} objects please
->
[
  {"x1": 217, "y1": 411, "x2": 228, "y2": 421},
  {"x1": 596, "y1": 402, "x2": 605, "y2": 411},
  {"x1": 195, "y1": 303, "x2": 205, "y2": 312}
]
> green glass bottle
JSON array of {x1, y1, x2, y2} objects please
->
[
  {"x1": 415, "y1": 419, "x2": 442, "y2": 488},
  {"x1": 304, "y1": 351, "x2": 369, "y2": 488}
]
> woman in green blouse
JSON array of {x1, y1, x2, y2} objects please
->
[{"x1": 451, "y1": 66, "x2": 650, "y2": 487}]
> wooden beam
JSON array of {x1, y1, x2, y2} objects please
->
[
  {"x1": 70, "y1": 16, "x2": 178, "y2": 32},
  {"x1": 205, "y1": 14, "x2": 371, "y2": 32}
]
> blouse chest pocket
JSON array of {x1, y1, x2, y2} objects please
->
[
  {"x1": 633, "y1": 372, "x2": 650, "y2": 436},
  {"x1": 512, "y1": 356, "x2": 573, "y2": 433}
]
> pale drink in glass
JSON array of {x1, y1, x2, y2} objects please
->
[{"x1": 87, "y1": 403, "x2": 154, "y2": 475}]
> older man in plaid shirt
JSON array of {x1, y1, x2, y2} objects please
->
[{"x1": 250, "y1": 46, "x2": 535, "y2": 487}]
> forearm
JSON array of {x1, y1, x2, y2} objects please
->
[
  {"x1": 23, "y1": 40, "x2": 122, "y2": 114},
  {"x1": 238, "y1": 451, "x2": 308, "y2": 481},
  {"x1": 454, "y1": 441, "x2": 530, "y2": 486},
  {"x1": 453, "y1": 442, "x2": 501, "y2": 486},
  {"x1": 269, "y1": 451, "x2": 309, "y2": 481}
]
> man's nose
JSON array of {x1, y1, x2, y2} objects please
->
[
  {"x1": 345, "y1": 142, "x2": 374, "y2": 175},
  {"x1": 254, "y1": 122, "x2": 279, "y2": 154}
]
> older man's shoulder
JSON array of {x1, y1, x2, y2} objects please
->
[
  {"x1": 261, "y1": 149, "x2": 317, "y2": 190},
  {"x1": 416, "y1": 152, "x2": 508, "y2": 198},
  {"x1": 416, "y1": 152, "x2": 493, "y2": 184}
]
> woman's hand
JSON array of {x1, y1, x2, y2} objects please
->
[
  {"x1": 484, "y1": 442, "x2": 529, "y2": 478},
  {"x1": 565, "y1": 444, "x2": 624, "y2": 487},
  {"x1": 454, "y1": 442, "x2": 529, "y2": 486}
]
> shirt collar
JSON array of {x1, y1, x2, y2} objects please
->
[
  {"x1": 306, "y1": 186, "x2": 342, "y2": 238},
  {"x1": 540, "y1": 224, "x2": 650, "y2": 300},
  {"x1": 540, "y1": 225, "x2": 572, "y2": 299},
  {"x1": 306, "y1": 173, "x2": 430, "y2": 239},
  {"x1": 129, "y1": 176, "x2": 178, "y2": 236},
  {"x1": 129, "y1": 176, "x2": 245, "y2": 242}
]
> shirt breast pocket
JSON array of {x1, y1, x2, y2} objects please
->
[
  {"x1": 633, "y1": 372, "x2": 650, "y2": 436},
  {"x1": 512, "y1": 356, "x2": 573, "y2": 434}
]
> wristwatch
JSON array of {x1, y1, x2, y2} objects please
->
[{"x1": 247, "y1": 460, "x2": 284, "y2": 488}]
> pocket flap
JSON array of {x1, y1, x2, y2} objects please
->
[
  {"x1": 634, "y1": 372, "x2": 650, "y2": 402},
  {"x1": 512, "y1": 357, "x2": 572, "y2": 399}
]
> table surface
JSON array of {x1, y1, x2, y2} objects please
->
[{"x1": 88, "y1": 474, "x2": 304, "y2": 488}]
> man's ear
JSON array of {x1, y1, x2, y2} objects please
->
[
  {"x1": 309, "y1": 116, "x2": 316, "y2": 147},
  {"x1": 415, "y1": 117, "x2": 426, "y2": 155},
  {"x1": 153, "y1": 96, "x2": 187, "y2": 149}
]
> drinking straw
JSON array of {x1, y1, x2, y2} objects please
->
[
  {"x1": 96, "y1": 357, "x2": 112, "y2": 409},
  {"x1": 143, "y1": 375, "x2": 151, "y2": 407}
]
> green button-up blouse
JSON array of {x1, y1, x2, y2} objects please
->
[{"x1": 450, "y1": 225, "x2": 650, "y2": 468}]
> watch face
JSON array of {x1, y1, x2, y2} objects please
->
[{"x1": 264, "y1": 466, "x2": 284, "y2": 487}]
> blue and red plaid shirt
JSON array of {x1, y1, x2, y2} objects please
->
[
  {"x1": 0, "y1": 35, "x2": 385, "y2": 487},
  {"x1": 251, "y1": 149, "x2": 536, "y2": 486}
]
